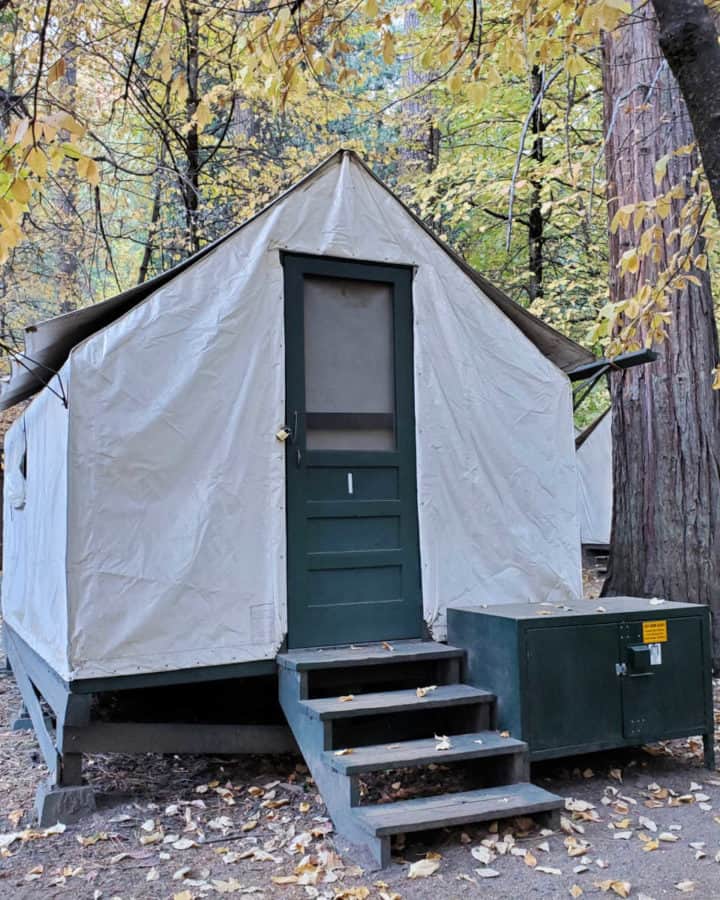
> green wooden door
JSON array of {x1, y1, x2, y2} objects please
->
[{"x1": 283, "y1": 254, "x2": 423, "y2": 649}]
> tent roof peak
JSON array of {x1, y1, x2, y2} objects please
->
[{"x1": 0, "y1": 149, "x2": 594, "y2": 411}]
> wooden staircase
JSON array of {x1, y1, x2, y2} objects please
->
[{"x1": 277, "y1": 640, "x2": 563, "y2": 868}]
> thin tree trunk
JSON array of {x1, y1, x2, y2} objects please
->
[
  {"x1": 601, "y1": 2, "x2": 720, "y2": 664},
  {"x1": 399, "y1": 5, "x2": 439, "y2": 175},
  {"x1": 137, "y1": 174, "x2": 163, "y2": 284},
  {"x1": 58, "y1": 7, "x2": 81, "y2": 312},
  {"x1": 182, "y1": 0, "x2": 201, "y2": 254},
  {"x1": 650, "y1": 0, "x2": 720, "y2": 223},
  {"x1": 527, "y1": 65, "x2": 545, "y2": 305}
]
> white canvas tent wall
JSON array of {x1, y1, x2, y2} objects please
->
[
  {"x1": 576, "y1": 410, "x2": 612, "y2": 546},
  {"x1": 2, "y1": 150, "x2": 589, "y2": 682}
]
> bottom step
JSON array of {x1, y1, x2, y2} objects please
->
[{"x1": 354, "y1": 782, "x2": 562, "y2": 837}]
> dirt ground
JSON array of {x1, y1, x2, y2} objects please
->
[{"x1": 1, "y1": 567, "x2": 719, "y2": 899}]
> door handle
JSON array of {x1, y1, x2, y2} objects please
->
[{"x1": 615, "y1": 662, "x2": 627, "y2": 677}]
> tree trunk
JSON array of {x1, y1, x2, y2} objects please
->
[
  {"x1": 58, "y1": 7, "x2": 81, "y2": 312},
  {"x1": 182, "y1": 0, "x2": 201, "y2": 255},
  {"x1": 650, "y1": 0, "x2": 720, "y2": 223},
  {"x1": 601, "y1": 1, "x2": 720, "y2": 665},
  {"x1": 137, "y1": 174, "x2": 163, "y2": 285},
  {"x1": 527, "y1": 65, "x2": 545, "y2": 305},
  {"x1": 399, "y1": 4, "x2": 439, "y2": 176}
]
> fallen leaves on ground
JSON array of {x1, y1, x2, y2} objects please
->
[
  {"x1": 595, "y1": 879, "x2": 632, "y2": 898},
  {"x1": 416, "y1": 685, "x2": 437, "y2": 698},
  {"x1": 471, "y1": 845, "x2": 495, "y2": 865},
  {"x1": 0, "y1": 658, "x2": 717, "y2": 900},
  {"x1": 407, "y1": 852, "x2": 441, "y2": 878},
  {"x1": 475, "y1": 866, "x2": 500, "y2": 878},
  {"x1": 0, "y1": 822, "x2": 66, "y2": 850}
]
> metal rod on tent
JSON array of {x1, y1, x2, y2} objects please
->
[
  {"x1": 567, "y1": 348, "x2": 658, "y2": 381},
  {"x1": 569, "y1": 348, "x2": 658, "y2": 413},
  {"x1": 572, "y1": 364, "x2": 611, "y2": 412},
  {"x1": 0, "y1": 341, "x2": 68, "y2": 408}
]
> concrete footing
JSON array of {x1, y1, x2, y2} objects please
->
[
  {"x1": 12, "y1": 705, "x2": 53, "y2": 732},
  {"x1": 35, "y1": 781, "x2": 96, "y2": 826}
]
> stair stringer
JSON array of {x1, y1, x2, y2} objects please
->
[{"x1": 278, "y1": 666, "x2": 392, "y2": 868}]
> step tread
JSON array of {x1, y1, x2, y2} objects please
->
[
  {"x1": 326, "y1": 731, "x2": 525, "y2": 775},
  {"x1": 354, "y1": 783, "x2": 563, "y2": 836},
  {"x1": 302, "y1": 684, "x2": 493, "y2": 720},
  {"x1": 278, "y1": 640, "x2": 464, "y2": 671}
]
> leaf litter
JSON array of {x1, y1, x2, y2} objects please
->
[{"x1": 0, "y1": 651, "x2": 718, "y2": 898}]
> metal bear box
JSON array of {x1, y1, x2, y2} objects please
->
[{"x1": 447, "y1": 596, "x2": 715, "y2": 767}]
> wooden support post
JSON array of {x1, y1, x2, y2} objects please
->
[
  {"x1": 5, "y1": 628, "x2": 96, "y2": 823},
  {"x1": 58, "y1": 753, "x2": 83, "y2": 788},
  {"x1": 8, "y1": 637, "x2": 61, "y2": 780}
]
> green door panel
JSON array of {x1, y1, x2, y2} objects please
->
[
  {"x1": 306, "y1": 517, "x2": 401, "y2": 553},
  {"x1": 283, "y1": 254, "x2": 423, "y2": 649},
  {"x1": 306, "y1": 466, "x2": 399, "y2": 500},
  {"x1": 525, "y1": 624, "x2": 623, "y2": 751},
  {"x1": 620, "y1": 617, "x2": 706, "y2": 740}
]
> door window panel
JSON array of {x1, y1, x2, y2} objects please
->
[{"x1": 303, "y1": 276, "x2": 395, "y2": 451}]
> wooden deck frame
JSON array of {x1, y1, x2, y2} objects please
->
[
  {"x1": 5, "y1": 627, "x2": 90, "y2": 787},
  {"x1": 3, "y1": 625, "x2": 296, "y2": 824}
]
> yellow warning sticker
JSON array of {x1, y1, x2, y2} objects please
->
[{"x1": 642, "y1": 620, "x2": 668, "y2": 643}]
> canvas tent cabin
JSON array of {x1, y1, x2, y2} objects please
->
[
  {"x1": 2, "y1": 149, "x2": 599, "y2": 856},
  {"x1": 576, "y1": 409, "x2": 612, "y2": 549},
  {"x1": 1, "y1": 149, "x2": 594, "y2": 683}
]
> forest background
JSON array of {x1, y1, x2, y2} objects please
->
[{"x1": 4, "y1": 0, "x2": 718, "y2": 429}]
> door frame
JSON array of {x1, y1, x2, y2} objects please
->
[{"x1": 282, "y1": 252, "x2": 423, "y2": 648}]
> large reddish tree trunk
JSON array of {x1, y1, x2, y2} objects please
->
[
  {"x1": 601, "y1": 2, "x2": 720, "y2": 664},
  {"x1": 650, "y1": 0, "x2": 720, "y2": 224}
]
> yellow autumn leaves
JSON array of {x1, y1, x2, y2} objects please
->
[
  {"x1": 589, "y1": 139, "x2": 712, "y2": 356},
  {"x1": 0, "y1": 0, "x2": 645, "y2": 269},
  {"x1": 1, "y1": 109, "x2": 98, "y2": 264},
  {"x1": 219, "y1": 0, "x2": 637, "y2": 117}
]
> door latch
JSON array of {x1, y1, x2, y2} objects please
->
[
  {"x1": 615, "y1": 662, "x2": 627, "y2": 677},
  {"x1": 276, "y1": 427, "x2": 292, "y2": 442}
]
